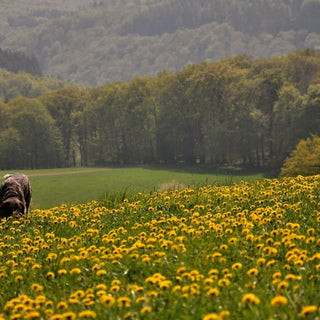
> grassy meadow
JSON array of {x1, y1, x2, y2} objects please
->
[
  {"x1": 0, "y1": 167, "x2": 265, "y2": 209},
  {"x1": 0, "y1": 170, "x2": 319, "y2": 319}
]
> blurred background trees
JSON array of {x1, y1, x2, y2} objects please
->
[
  {"x1": 1, "y1": 49, "x2": 320, "y2": 176},
  {"x1": 1, "y1": 0, "x2": 320, "y2": 86}
]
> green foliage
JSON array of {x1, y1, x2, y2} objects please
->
[
  {"x1": 0, "y1": 50, "x2": 320, "y2": 171},
  {"x1": 280, "y1": 135, "x2": 320, "y2": 176},
  {"x1": 0, "y1": 68, "x2": 70, "y2": 102},
  {"x1": 2, "y1": 97, "x2": 63, "y2": 168},
  {"x1": 39, "y1": 88, "x2": 87, "y2": 167}
]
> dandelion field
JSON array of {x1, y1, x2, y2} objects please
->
[{"x1": 0, "y1": 175, "x2": 320, "y2": 320}]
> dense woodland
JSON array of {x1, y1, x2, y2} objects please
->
[
  {"x1": 0, "y1": 48, "x2": 42, "y2": 76},
  {"x1": 1, "y1": 0, "x2": 320, "y2": 85},
  {"x1": 0, "y1": 66, "x2": 71, "y2": 103},
  {"x1": 0, "y1": 50, "x2": 319, "y2": 173}
]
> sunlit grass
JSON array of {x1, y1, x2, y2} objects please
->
[
  {"x1": 1, "y1": 167, "x2": 265, "y2": 208},
  {"x1": 1, "y1": 174, "x2": 319, "y2": 319}
]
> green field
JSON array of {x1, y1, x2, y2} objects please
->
[{"x1": 0, "y1": 167, "x2": 265, "y2": 209}]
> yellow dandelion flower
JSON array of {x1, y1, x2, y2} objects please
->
[
  {"x1": 96, "y1": 269, "x2": 107, "y2": 276},
  {"x1": 68, "y1": 297, "x2": 79, "y2": 305},
  {"x1": 242, "y1": 293, "x2": 260, "y2": 306},
  {"x1": 208, "y1": 269, "x2": 219, "y2": 276},
  {"x1": 62, "y1": 312, "x2": 77, "y2": 320},
  {"x1": 203, "y1": 313, "x2": 220, "y2": 320},
  {"x1": 31, "y1": 284, "x2": 43, "y2": 293},
  {"x1": 140, "y1": 306, "x2": 152, "y2": 315},
  {"x1": 271, "y1": 295, "x2": 288, "y2": 307},
  {"x1": 142, "y1": 255, "x2": 151, "y2": 263},
  {"x1": 96, "y1": 284, "x2": 107, "y2": 291},
  {"x1": 266, "y1": 260, "x2": 276, "y2": 267},
  {"x1": 231, "y1": 262, "x2": 242, "y2": 270},
  {"x1": 24, "y1": 312, "x2": 40, "y2": 319},
  {"x1": 70, "y1": 268, "x2": 81, "y2": 275},
  {"x1": 300, "y1": 305, "x2": 317, "y2": 317},
  {"x1": 58, "y1": 269, "x2": 67, "y2": 275},
  {"x1": 147, "y1": 291, "x2": 158, "y2": 298},
  {"x1": 172, "y1": 285, "x2": 181, "y2": 293},
  {"x1": 46, "y1": 272, "x2": 55, "y2": 279},
  {"x1": 73, "y1": 290, "x2": 85, "y2": 298},
  {"x1": 35, "y1": 295, "x2": 46, "y2": 306},
  {"x1": 32, "y1": 264, "x2": 41, "y2": 270},
  {"x1": 100, "y1": 295, "x2": 115, "y2": 307},
  {"x1": 117, "y1": 297, "x2": 131, "y2": 308},
  {"x1": 56, "y1": 301, "x2": 68, "y2": 311},
  {"x1": 220, "y1": 310, "x2": 230, "y2": 319},
  {"x1": 218, "y1": 278, "x2": 230, "y2": 287},
  {"x1": 203, "y1": 278, "x2": 214, "y2": 286},
  {"x1": 136, "y1": 297, "x2": 146, "y2": 304},
  {"x1": 277, "y1": 281, "x2": 289, "y2": 292},
  {"x1": 158, "y1": 280, "x2": 172, "y2": 290},
  {"x1": 272, "y1": 272, "x2": 282, "y2": 280},
  {"x1": 177, "y1": 266, "x2": 187, "y2": 274},
  {"x1": 45, "y1": 300, "x2": 53, "y2": 308},
  {"x1": 111, "y1": 279, "x2": 121, "y2": 286},
  {"x1": 207, "y1": 288, "x2": 220, "y2": 297},
  {"x1": 247, "y1": 268, "x2": 259, "y2": 277},
  {"x1": 14, "y1": 275, "x2": 23, "y2": 282},
  {"x1": 257, "y1": 258, "x2": 266, "y2": 266},
  {"x1": 78, "y1": 310, "x2": 96, "y2": 319},
  {"x1": 110, "y1": 285, "x2": 120, "y2": 293}
]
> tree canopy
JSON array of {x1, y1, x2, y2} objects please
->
[
  {"x1": 280, "y1": 135, "x2": 320, "y2": 177},
  {"x1": 0, "y1": 50, "x2": 320, "y2": 173}
]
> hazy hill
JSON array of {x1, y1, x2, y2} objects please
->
[{"x1": 1, "y1": 0, "x2": 320, "y2": 86}]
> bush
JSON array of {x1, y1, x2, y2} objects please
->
[{"x1": 280, "y1": 134, "x2": 320, "y2": 177}]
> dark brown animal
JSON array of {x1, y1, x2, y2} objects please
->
[{"x1": 0, "y1": 173, "x2": 32, "y2": 219}]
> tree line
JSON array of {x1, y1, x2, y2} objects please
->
[{"x1": 0, "y1": 50, "x2": 320, "y2": 172}]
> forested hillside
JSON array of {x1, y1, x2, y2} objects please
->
[
  {"x1": 0, "y1": 50, "x2": 319, "y2": 172},
  {"x1": 1, "y1": 0, "x2": 320, "y2": 85},
  {"x1": 0, "y1": 48, "x2": 42, "y2": 76}
]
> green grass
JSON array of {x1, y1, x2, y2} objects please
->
[{"x1": 0, "y1": 167, "x2": 265, "y2": 209}]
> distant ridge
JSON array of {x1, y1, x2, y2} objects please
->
[{"x1": 1, "y1": 0, "x2": 320, "y2": 85}]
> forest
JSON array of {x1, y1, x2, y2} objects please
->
[
  {"x1": 1, "y1": 0, "x2": 320, "y2": 85},
  {"x1": 0, "y1": 65, "x2": 71, "y2": 103},
  {"x1": 0, "y1": 49, "x2": 319, "y2": 173},
  {"x1": 0, "y1": 48, "x2": 42, "y2": 76}
]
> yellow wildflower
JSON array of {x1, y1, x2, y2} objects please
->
[
  {"x1": 242, "y1": 293, "x2": 260, "y2": 306},
  {"x1": 271, "y1": 295, "x2": 288, "y2": 307},
  {"x1": 300, "y1": 305, "x2": 317, "y2": 317}
]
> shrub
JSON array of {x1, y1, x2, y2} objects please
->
[{"x1": 280, "y1": 134, "x2": 320, "y2": 176}]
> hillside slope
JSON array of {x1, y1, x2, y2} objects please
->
[{"x1": 1, "y1": 0, "x2": 320, "y2": 86}]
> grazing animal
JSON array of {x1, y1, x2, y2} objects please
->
[{"x1": 0, "y1": 173, "x2": 32, "y2": 219}]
